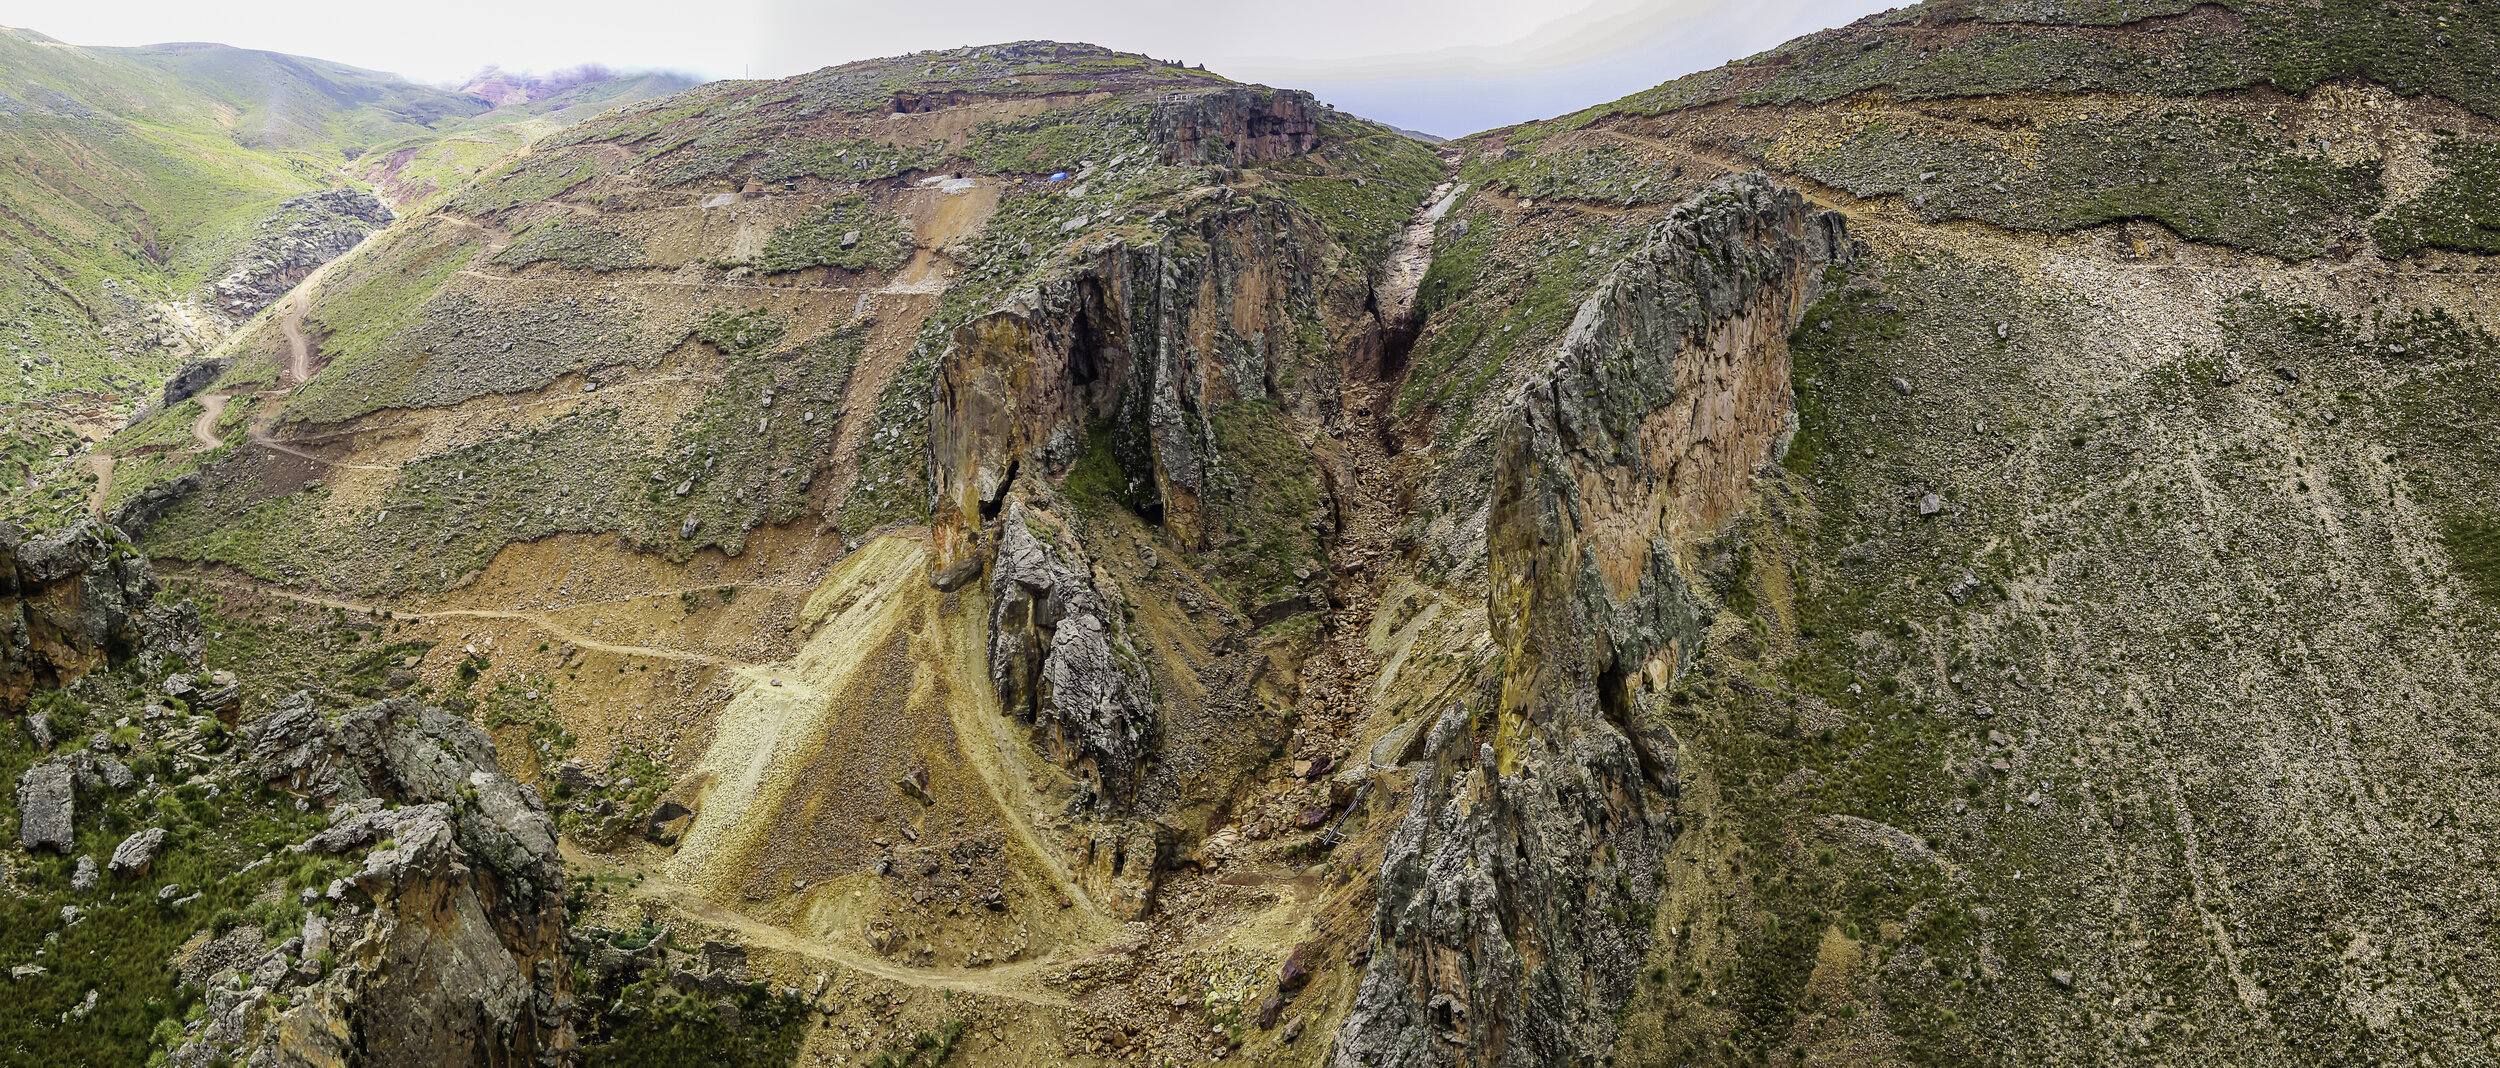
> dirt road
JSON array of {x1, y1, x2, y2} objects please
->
[{"x1": 190, "y1": 393, "x2": 227, "y2": 449}]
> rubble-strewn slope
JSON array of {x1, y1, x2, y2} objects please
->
[{"x1": 83, "y1": 40, "x2": 1459, "y2": 1068}]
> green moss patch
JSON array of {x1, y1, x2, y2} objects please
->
[
  {"x1": 1197, "y1": 400, "x2": 1326, "y2": 609},
  {"x1": 2439, "y1": 514, "x2": 2500, "y2": 603}
]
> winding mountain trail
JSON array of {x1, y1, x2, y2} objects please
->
[
  {"x1": 190, "y1": 393, "x2": 227, "y2": 449},
  {"x1": 148, "y1": 237, "x2": 366, "y2": 473},
  {"x1": 626, "y1": 871, "x2": 1087, "y2": 1009},
  {"x1": 278, "y1": 262, "x2": 326, "y2": 386},
  {"x1": 83, "y1": 452, "x2": 114, "y2": 517}
]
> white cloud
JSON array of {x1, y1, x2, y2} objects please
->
[
  {"x1": 0, "y1": 0, "x2": 1888, "y2": 133},
  {"x1": 0, "y1": 0, "x2": 759, "y2": 84}
]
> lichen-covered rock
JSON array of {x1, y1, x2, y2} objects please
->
[
  {"x1": 1336, "y1": 706, "x2": 1672, "y2": 1068},
  {"x1": 107, "y1": 827, "x2": 164, "y2": 875},
  {"x1": 187, "y1": 695, "x2": 572, "y2": 1068},
  {"x1": 1, "y1": 518, "x2": 201, "y2": 712}
]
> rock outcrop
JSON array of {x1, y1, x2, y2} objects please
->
[
  {"x1": 1, "y1": 519, "x2": 201, "y2": 712},
  {"x1": 160, "y1": 357, "x2": 231, "y2": 407},
  {"x1": 987, "y1": 500, "x2": 1157, "y2": 809},
  {"x1": 209, "y1": 188, "x2": 394, "y2": 318},
  {"x1": 170, "y1": 695, "x2": 569, "y2": 1067},
  {"x1": 14, "y1": 760, "x2": 73, "y2": 853},
  {"x1": 928, "y1": 190, "x2": 1357, "y2": 570},
  {"x1": 1334, "y1": 177, "x2": 1846, "y2": 1067},
  {"x1": 110, "y1": 471, "x2": 210, "y2": 540},
  {"x1": 1151, "y1": 86, "x2": 1320, "y2": 166}
]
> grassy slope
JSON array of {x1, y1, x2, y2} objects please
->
[
  {"x1": 0, "y1": 29, "x2": 331, "y2": 405},
  {"x1": 0, "y1": 27, "x2": 676, "y2": 412},
  {"x1": 355, "y1": 72, "x2": 698, "y2": 212}
]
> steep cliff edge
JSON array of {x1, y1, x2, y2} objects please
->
[
  {"x1": 1334, "y1": 176, "x2": 1847, "y2": 1067},
  {"x1": 1, "y1": 518, "x2": 199, "y2": 710},
  {"x1": 1395, "y1": 3, "x2": 2500, "y2": 1064}
]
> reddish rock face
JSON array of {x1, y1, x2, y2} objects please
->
[
  {"x1": 1152, "y1": 87, "x2": 1322, "y2": 166},
  {"x1": 926, "y1": 193, "x2": 1361, "y2": 578}
]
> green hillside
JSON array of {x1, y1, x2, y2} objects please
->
[{"x1": 0, "y1": 25, "x2": 688, "y2": 419}]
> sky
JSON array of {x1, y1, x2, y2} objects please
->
[{"x1": 0, "y1": 0, "x2": 1894, "y2": 137}]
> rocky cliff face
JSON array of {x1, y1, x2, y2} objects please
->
[
  {"x1": 986, "y1": 500, "x2": 1158, "y2": 808},
  {"x1": 929, "y1": 192, "x2": 1356, "y2": 572},
  {"x1": 1, "y1": 518, "x2": 199, "y2": 712},
  {"x1": 170, "y1": 694, "x2": 568, "y2": 1067},
  {"x1": 28, "y1": 11, "x2": 2500, "y2": 1068},
  {"x1": 1334, "y1": 176, "x2": 1847, "y2": 1068},
  {"x1": 1151, "y1": 87, "x2": 1321, "y2": 166},
  {"x1": 209, "y1": 189, "x2": 395, "y2": 320}
]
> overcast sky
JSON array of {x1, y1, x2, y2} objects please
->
[{"x1": 0, "y1": 0, "x2": 1891, "y2": 137}]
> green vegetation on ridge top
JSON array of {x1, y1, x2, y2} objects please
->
[{"x1": 1590, "y1": 0, "x2": 2500, "y2": 125}]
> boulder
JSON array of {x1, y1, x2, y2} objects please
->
[
  {"x1": 645, "y1": 800, "x2": 694, "y2": 845},
  {"x1": 108, "y1": 827, "x2": 166, "y2": 876},
  {"x1": 15, "y1": 762, "x2": 73, "y2": 853},
  {"x1": 160, "y1": 359, "x2": 230, "y2": 407}
]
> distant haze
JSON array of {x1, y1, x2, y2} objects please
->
[{"x1": 0, "y1": 0, "x2": 1892, "y2": 136}]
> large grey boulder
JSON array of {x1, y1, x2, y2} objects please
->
[
  {"x1": 15, "y1": 762, "x2": 73, "y2": 853},
  {"x1": 108, "y1": 827, "x2": 166, "y2": 876}
]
